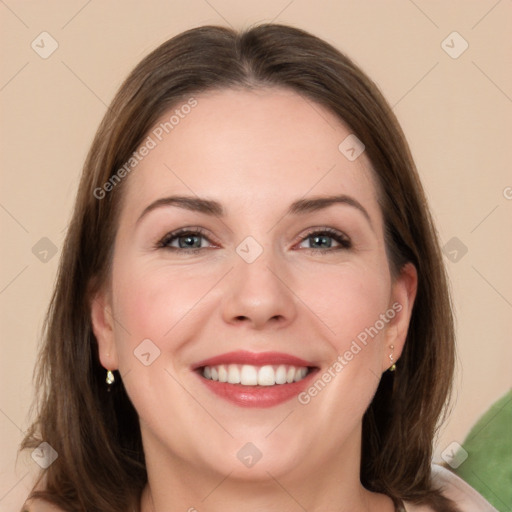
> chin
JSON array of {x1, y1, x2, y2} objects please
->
[{"x1": 210, "y1": 435, "x2": 308, "y2": 482}]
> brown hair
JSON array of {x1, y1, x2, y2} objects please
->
[{"x1": 21, "y1": 23, "x2": 458, "y2": 512}]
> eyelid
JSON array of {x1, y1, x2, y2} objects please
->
[
  {"x1": 156, "y1": 226, "x2": 352, "y2": 252},
  {"x1": 156, "y1": 226, "x2": 219, "y2": 250},
  {"x1": 292, "y1": 227, "x2": 352, "y2": 251}
]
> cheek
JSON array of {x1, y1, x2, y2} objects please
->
[
  {"x1": 110, "y1": 257, "x2": 221, "y2": 359},
  {"x1": 296, "y1": 263, "x2": 392, "y2": 412},
  {"x1": 297, "y1": 264, "x2": 391, "y2": 409},
  {"x1": 300, "y1": 262, "x2": 391, "y2": 350},
  {"x1": 111, "y1": 252, "x2": 392, "y2": 362},
  {"x1": 108, "y1": 260, "x2": 216, "y2": 427}
]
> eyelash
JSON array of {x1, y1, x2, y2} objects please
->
[{"x1": 155, "y1": 227, "x2": 352, "y2": 254}]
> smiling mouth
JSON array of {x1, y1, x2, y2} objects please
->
[
  {"x1": 192, "y1": 350, "x2": 319, "y2": 407},
  {"x1": 200, "y1": 363, "x2": 311, "y2": 386}
]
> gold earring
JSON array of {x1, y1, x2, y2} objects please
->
[
  {"x1": 106, "y1": 370, "x2": 115, "y2": 385},
  {"x1": 388, "y1": 345, "x2": 396, "y2": 372}
]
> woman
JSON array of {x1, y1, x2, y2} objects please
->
[{"x1": 20, "y1": 23, "x2": 495, "y2": 512}]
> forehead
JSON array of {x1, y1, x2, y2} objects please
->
[{"x1": 120, "y1": 87, "x2": 380, "y2": 222}]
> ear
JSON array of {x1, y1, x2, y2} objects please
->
[
  {"x1": 382, "y1": 262, "x2": 418, "y2": 372},
  {"x1": 90, "y1": 288, "x2": 118, "y2": 371}
]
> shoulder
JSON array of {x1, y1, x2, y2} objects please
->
[
  {"x1": 430, "y1": 464, "x2": 498, "y2": 511},
  {"x1": 403, "y1": 464, "x2": 499, "y2": 512},
  {"x1": 22, "y1": 477, "x2": 66, "y2": 512},
  {"x1": 21, "y1": 498, "x2": 65, "y2": 512}
]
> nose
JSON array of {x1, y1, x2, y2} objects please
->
[{"x1": 220, "y1": 248, "x2": 298, "y2": 330}]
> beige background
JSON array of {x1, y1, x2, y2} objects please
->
[{"x1": 1, "y1": 1, "x2": 511, "y2": 510}]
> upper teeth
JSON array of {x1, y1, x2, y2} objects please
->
[{"x1": 202, "y1": 364, "x2": 308, "y2": 386}]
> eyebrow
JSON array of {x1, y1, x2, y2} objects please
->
[{"x1": 136, "y1": 194, "x2": 373, "y2": 229}]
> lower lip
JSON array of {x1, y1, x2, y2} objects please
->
[{"x1": 197, "y1": 370, "x2": 317, "y2": 408}]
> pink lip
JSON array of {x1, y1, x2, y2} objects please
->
[
  {"x1": 192, "y1": 350, "x2": 314, "y2": 369},
  {"x1": 192, "y1": 350, "x2": 318, "y2": 408}
]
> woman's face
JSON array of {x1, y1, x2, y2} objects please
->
[{"x1": 92, "y1": 87, "x2": 416, "y2": 484}]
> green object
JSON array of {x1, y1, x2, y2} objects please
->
[{"x1": 453, "y1": 389, "x2": 512, "y2": 511}]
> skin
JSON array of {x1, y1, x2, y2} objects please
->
[{"x1": 91, "y1": 87, "x2": 417, "y2": 512}]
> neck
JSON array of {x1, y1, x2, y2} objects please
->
[{"x1": 139, "y1": 426, "x2": 395, "y2": 512}]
